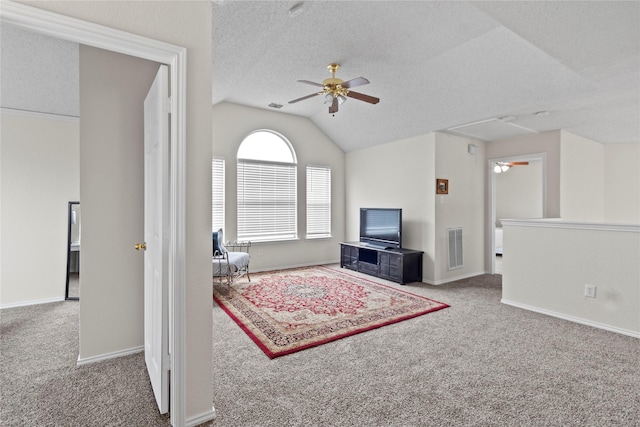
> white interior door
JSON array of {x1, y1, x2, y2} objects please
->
[{"x1": 143, "y1": 64, "x2": 170, "y2": 414}]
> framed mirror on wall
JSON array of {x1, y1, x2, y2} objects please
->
[{"x1": 66, "y1": 201, "x2": 80, "y2": 300}]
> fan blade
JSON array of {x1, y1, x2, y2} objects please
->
[
  {"x1": 329, "y1": 97, "x2": 338, "y2": 114},
  {"x1": 508, "y1": 162, "x2": 529, "y2": 166},
  {"x1": 346, "y1": 91, "x2": 380, "y2": 104},
  {"x1": 297, "y1": 80, "x2": 323, "y2": 87},
  {"x1": 289, "y1": 92, "x2": 320, "y2": 104},
  {"x1": 341, "y1": 77, "x2": 369, "y2": 89}
]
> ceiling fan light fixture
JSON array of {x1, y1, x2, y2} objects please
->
[
  {"x1": 337, "y1": 94, "x2": 347, "y2": 105},
  {"x1": 323, "y1": 93, "x2": 334, "y2": 104},
  {"x1": 494, "y1": 162, "x2": 511, "y2": 173}
]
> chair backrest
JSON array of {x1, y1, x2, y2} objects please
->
[{"x1": 212, "y1": 228, "x2": 227, "y2": 256}]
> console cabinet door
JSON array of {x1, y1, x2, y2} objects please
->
[
  {"x1": 378, "y1": 252, "x2": 401, "y2": 281},
  {"x1": 341, "y1": 244, "x2": 358, "y2": 270}
]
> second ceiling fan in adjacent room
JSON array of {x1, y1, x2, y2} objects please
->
[{"x1": 494, "y1": 161, "x2": 529, "y2": 173}]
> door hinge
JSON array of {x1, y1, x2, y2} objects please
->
[
  {"x1": 164, "y1": 353, "x2": 171, "y2": 369},
  {"x1": 164, "y1": 96, "x2": 172, "y2": 114}
]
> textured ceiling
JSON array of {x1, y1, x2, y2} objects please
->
[
  {"x1": 2, "y1": 1, "x2": 637, "y2": 153},
  {"x1": 212, "y1": 1, "x2": 639, "y2": 152}
]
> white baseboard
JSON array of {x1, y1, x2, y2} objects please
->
[
  {"x1": 251, "y1": 260, "x2": 340, "y2": 273},
  {"x1": 249, "y1": 265, "x2": 488, "y2": 287},
  {"x1": 186, "y1": 406, "x2": 216, "y2": 427},
  {"x1": 425, "y1": 270, "x2": 487, "y2": 286},
  {"x1": 0, "y1": 296, "x2": 66, "y2": 310},
  {"x1": 77, "y1": 345, "x2": 144, "y2": 366},
  {"x1": 252, "y1": 264, "x2": 488, "y2": 287},
  {"x1": 501, "y1": 299, "x2": 640, "y2": 339}
]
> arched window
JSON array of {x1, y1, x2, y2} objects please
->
[{"x1": 237, "y1": 130, "x2": 297, "y2": 242}]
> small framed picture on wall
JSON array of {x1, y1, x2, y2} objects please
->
[{"x1": 436, "y1": 178, "x2": 448, "y2": 194}]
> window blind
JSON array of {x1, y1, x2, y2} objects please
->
[
  {"x1": 211, "y1": 157, "x2": 225, "y2": 232},
  {"x1": 306, "y1": 165, "x2": 331, "y2": 238},
  {"x1": 237, "y1": 160, "x2": 297, "y2": 241}
]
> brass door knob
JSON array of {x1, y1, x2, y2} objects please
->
[{"x1": 134, "y1": 242, "x2": 147, "y2": 251}]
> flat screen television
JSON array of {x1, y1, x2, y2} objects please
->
[{"x1": 359, "y1": 208, "x2": 402, "y2": 249}]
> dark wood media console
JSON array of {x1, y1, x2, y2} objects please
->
[{"x1": 339, "y1": 242, "x2": 423, "y2": 285}]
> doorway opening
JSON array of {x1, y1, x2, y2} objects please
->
[
  {"x1": 1, "y1": 2, "x2": 188, "y2": 424},
  {"x1": 65, "y1": 201, "x2": 81, "y2": 300},
  {"x1": 487, "y1": 153, "x2": 546, "y2": 274}
]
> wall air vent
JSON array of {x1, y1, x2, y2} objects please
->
[{"x1": 448, "y1": 227, "x2": 463, "y2": 270}]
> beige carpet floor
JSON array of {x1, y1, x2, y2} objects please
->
[{"x1": 2, "y1": 267, "x2": 638, "y2": 426}]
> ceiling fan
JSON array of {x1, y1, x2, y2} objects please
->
[
  {"x1": 494, "y1": 161, "x2": 529, "y2": 173},
  {"x1": 288, "y1": 63, "x2": 380, "y2": 114}
]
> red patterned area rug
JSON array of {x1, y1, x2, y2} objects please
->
[{"x1": 212, "y1": 265, "x2": 449, "y2": 359}]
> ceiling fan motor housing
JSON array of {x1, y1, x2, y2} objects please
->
[{"x1": 323, "y1": 64, "x2": 346, "y2": 97}]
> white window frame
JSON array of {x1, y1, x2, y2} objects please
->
[
  {"x1": 237, "y1": 130, "x2": 297, "y2": 242},
  {"x1": 306, "y1": 165, "x2": 331, "y2": 239},
  {"x1": 211, "y1": 157, "x2": 225, "y2": 232}
]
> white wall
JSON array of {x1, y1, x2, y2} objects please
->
[
  {"x1": 560, "y1": 131, "x2": 605, "y2": 221},
  {"x1": 0, "y1": 111, "x2": 79, "y2": 306},
  {"x1": 78, "y1": 46, "x2": 158, "y2": 360},
  {"x1": 212, "y1": 102, "x2": 345, "y2": 270},
  {"x1": 604, "y1": 143, "x2": 640, "y2": 223},
  {"x1": 434, "y1": 133, "x2": 486, "y2": 283},
  {"x1": 502, "y1": 220, "x2": 640, "y2": 337},
  {"x1": 495, "y1": 160, "x2": 543, "y2": 221},
  {"x1": 346, "y1": 134, "x2": 436, "y2": 278},
  {"x1": 23, "y1": 0, "x2": 214, "y2": 420},
  {"x1": 346, "y1": 132, "x2": 487, "y2": 284}
]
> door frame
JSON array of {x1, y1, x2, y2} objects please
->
[
  {"x1": 486, "y1": 152, "x2": 547, "y2": 274},
  {"x1": 0, "y1": 2, "x2": 188, "y2": 425}
]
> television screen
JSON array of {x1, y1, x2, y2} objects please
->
[{"x1": 359, "y1": 208, "x2": 402, "y2": 248}]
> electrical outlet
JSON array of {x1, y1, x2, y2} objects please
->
[{"x1": 585, "y1": 284, "x2": 596, "y2": 298}]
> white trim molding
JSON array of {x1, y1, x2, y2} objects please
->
[
  {"x1": 486, "y1": 152, "x2": 547, "y2": 274},
  {"x1": 77, "y1": 346, "x2": 144, "y2": 366},
  {"x1": 186, "y1": 407, "x2": 216, "y2": 427},
  {"x1": 424, "y1": 270, "x2": 487, "y2": 286},
  {"x1": 502, "y1": 299, "x2": 640, "y2": 339},
  {"x1": 501, "y1": 218, "x2": 640, "y2": 233},
  {"x1": 0, "y1": 296, "x2": 65, "y2": 310},
  {"x1": 252, "y1": 260, "x2": 341, "y2": 274},
  {"x1": 0, "y1": 2, "x2": 189, "y2": 425}
]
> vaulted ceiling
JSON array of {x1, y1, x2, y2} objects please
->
[
  {"x1": 2, "y1": 1, "x2": 638, "y2": 154},
  {"x1": 211, "y1": 1, "x2": 639, "y2": 152}
]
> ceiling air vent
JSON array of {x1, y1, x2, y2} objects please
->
[{"x1": 446, "y1": 118, "x2": 537, "y2": 142}]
